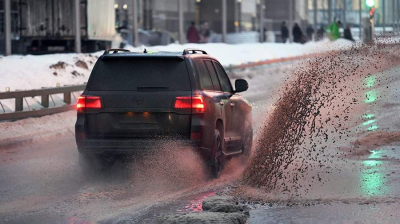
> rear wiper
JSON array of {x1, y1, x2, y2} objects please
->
[{"x1": 137, "y1": 86, "x2": 170, "y2": 90}]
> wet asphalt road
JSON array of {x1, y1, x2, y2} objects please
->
[
  {"x1": 1, "y1": 61, "x2": 400, "y2": 223},
  {"x1": 0, "y1": 61, "x2": 290, "y2": 223}
]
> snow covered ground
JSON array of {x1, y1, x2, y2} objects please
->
[{"x1": 0, "y1": 39, "x2": 354, "y2": 93}]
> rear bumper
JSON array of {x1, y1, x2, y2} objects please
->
[{"x1": 76, "y1": 138, "x2": 212, "y2": 159}]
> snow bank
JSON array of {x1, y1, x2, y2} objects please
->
[{"x1": 0, "y1": 39, "x2": 353, "y2": 93}]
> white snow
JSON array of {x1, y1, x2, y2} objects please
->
[{"x1": 0, "y1": 39, "x2": 354, "y2": 93}]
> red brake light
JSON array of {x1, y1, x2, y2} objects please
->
[
  {"x1": 174, "y1": 95, "x2": 205, "y2": 113},
  {"x1": 174, "y1": 96, "x2": 192, "y2": 109},
  {"x1": 76, "y1": 95, "x2": 102, "y2": 113}
]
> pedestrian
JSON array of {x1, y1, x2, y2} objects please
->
[
  {"x1": 306, "y1": 25, "x2": 314, "y2": 42},
  {"x1": 292, "y1": 23, "x2": 303, "y2": 43},
  {"x1": 343, "y1": 26, "x2": 355, "y2": 42},
  {"x1": 187, "y1": 22, "x2": 200, "y2": 43},
  {"x1": 200, "y1": 22, "x2": 211, "y2": 43},
  {"x1": 317, "y1": 26, "x2": 325, "y2": 41},
  {"x1": 281, "y1": 21, "x2": 289, "y2": 43},
  {"x1": 327, "y1": 20, "x2": 341, "y2": 41}
]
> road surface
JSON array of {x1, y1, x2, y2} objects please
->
[{"x1": 1, "y1": 55, "x2": 400, "y2": 223}]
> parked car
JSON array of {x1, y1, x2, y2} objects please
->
[{"x1": 75, "y1": 48, "x2": 252, "y2": 178}]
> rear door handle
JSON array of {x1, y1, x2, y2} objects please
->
[
  {"x1": 230, "y1": 102, "x2": 235, "y2": 107},
  {"x1": 219, "y1": 101, "x2": 224, "y2": 106}
]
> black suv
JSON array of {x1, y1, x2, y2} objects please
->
[{"x1": 75, "y1": 49, "x2": 252, "y2": 177}]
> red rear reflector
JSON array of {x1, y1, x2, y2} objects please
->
[
  {"x1": 174, "y1": 95, "x2": 205, "y2": 113},
  {"x1": 76, "y1": 95, "x2": 102, "y2": 113}
]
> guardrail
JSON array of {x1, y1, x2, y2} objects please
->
[{"x1": 0, "y1": 85, "x2": 86, "y2": 121}]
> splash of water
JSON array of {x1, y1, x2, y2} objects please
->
[{"x1": 242, "y1": 42, "x2": 400, "y2": 193}]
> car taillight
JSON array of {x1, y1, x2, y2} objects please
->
[
  {"x1": 174, "y1": 95, "x2": 205, "y2": 113},
  {"x1": 76, "y1": 95, "x2": 102, "y2": 113}
]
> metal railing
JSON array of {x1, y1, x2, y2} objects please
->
[{"x1": 0, "y1": 85, "x2": 86, "y2": 121}]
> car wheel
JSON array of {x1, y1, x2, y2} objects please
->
[{"x1": 210, "y1": 129, "x2": 223, "y2": 179}]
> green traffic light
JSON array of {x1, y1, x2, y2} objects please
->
[{"x1": 366, "y1": 0, "x2": 375, "y2": 7}]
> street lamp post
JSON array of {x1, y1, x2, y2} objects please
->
[
  {"x1": 133, "y1": 0, "x2": 139, "y2": 47},
  {"x1": 74, "y1": 0, "x2": 81, "y2": 53},
  {"x1": 222, "y1": 0, "x2": 227, "y2": 43},
  {"x1": 343, "y1": 0, "x2": 347, "y2": 28},
  {"x1": 360, "y1": 0, "x2": 363, "y2": 39},
  {"x1": 259, "y1": 0, "x2": 264, "y2": 42},
  {"x1": 383, "y1": 0, "x2": 385, "y2": 32},
  {"x1": 178, "y1": 0, "x2": 184, "y2": 44},
  {"x1": 288, "y1": 0, "x2": 293, "y2": 43},
  {"x1": 4, "y1": 0, "x2": 11, "y2": 55},
  {"x1": 313, "y1": 0, "x2": 317, "y2": 40},
  {"x1": 328, "y1": 0, "x2": 333, "y2": 25}
]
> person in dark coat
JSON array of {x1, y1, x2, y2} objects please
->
[
  {"x1": 306, "y1": 25, "x2": 314, "y2": 41},
  {"x1": 343, "y1": 26, "x2": 355, "y2": 42},
  {"x1": 187, "y1": 22, "x2": 200, "y2": 43},
  {"x1": 281, "y1": 21, "x2": 289, "y2": 43},
  {"x1": 293, "y1": 23, "x2": 303, "y2": 43},
  {"x1": 317, "y1": 26, "x2": 325, "y2": 41}
]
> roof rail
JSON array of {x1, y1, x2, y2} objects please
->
[
  {"x1": 103, "y1": 48, "x2": 130, "y2": 55},
  {"x1": 183, "y1": 49, "x2": 208, "y2": 55}
]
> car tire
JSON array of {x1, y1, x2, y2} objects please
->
[{"x1": 210, "y1": 129, "x2": 223, "y2": 179}]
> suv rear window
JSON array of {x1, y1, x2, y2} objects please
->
[{"x1": 89, "y1": 58, "x2": 191, "y2": 91}]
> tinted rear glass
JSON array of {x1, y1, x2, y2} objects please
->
[{"x1": 89, "y1": 58, "x2": 190, "y2": 91}]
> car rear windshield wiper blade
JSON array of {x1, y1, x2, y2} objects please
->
[{"x1": 137, "y1": 86, "x2": 170, "y2": 90}]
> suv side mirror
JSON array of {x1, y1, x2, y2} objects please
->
[{"x1": 235, "y1": 79, "x2": 248, "y2": 93}]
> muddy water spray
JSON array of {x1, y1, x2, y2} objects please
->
[{"x1": 242, "y1": 42, "x2": 400, "y2": 193}]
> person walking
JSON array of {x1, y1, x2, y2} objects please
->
[
  {"x1": 281, "y1": 21, "x2": 289, "y2": 43},
  {"x1": 187, "y1": 22, "x2": 200, "y2": 43},
  {"x1": 327, "y1": 21, "x2": 341, "y2": 41},
  {"x1": 292, "y1": 23, "x2": 303, "y2": 43},
  {"x1": 343, "y1": 26, "x2": 355, "y2": 42},
  {"x1": 317, "y1": 26, "x2": 325, "y2": 41},
  {"x1": 306, "y1": 25, "x2": 314, "y2": 42},
  {"x1": 200, "y1": 22, "x2": 211, "y2": 43}
]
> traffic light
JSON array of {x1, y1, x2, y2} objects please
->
[
  {"x1": 366, "y1": 0, "x2": 375, "y2": 7},
  {"x1": 366, "y1": 0, "x2": 375, "y2": 19},
  {"x1": 369, "y1": 7, "x2": 375, "y2": 19}
]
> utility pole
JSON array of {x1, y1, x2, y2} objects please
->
[
  {"x1": 259, "y1": 0, "x2": 264, "y2": 42},
  {"x1": 288, "y1": 0, "x2": 293, "y2": 43},
  {"x1": 222, "y1": 0, "x2": 227, "y2": 43},
  {"x1": 178, "y1": 0, "x2": 184, "y2": 44},
  {"x1": 74, "y1": 0, "x2": 81, "y2": 53},
  {"x1": 133, "y1": 0, "x2": 139, "y2": 47},
  {"x1": 313, "y1": 0, "x2": 317, "y2": 40}
]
